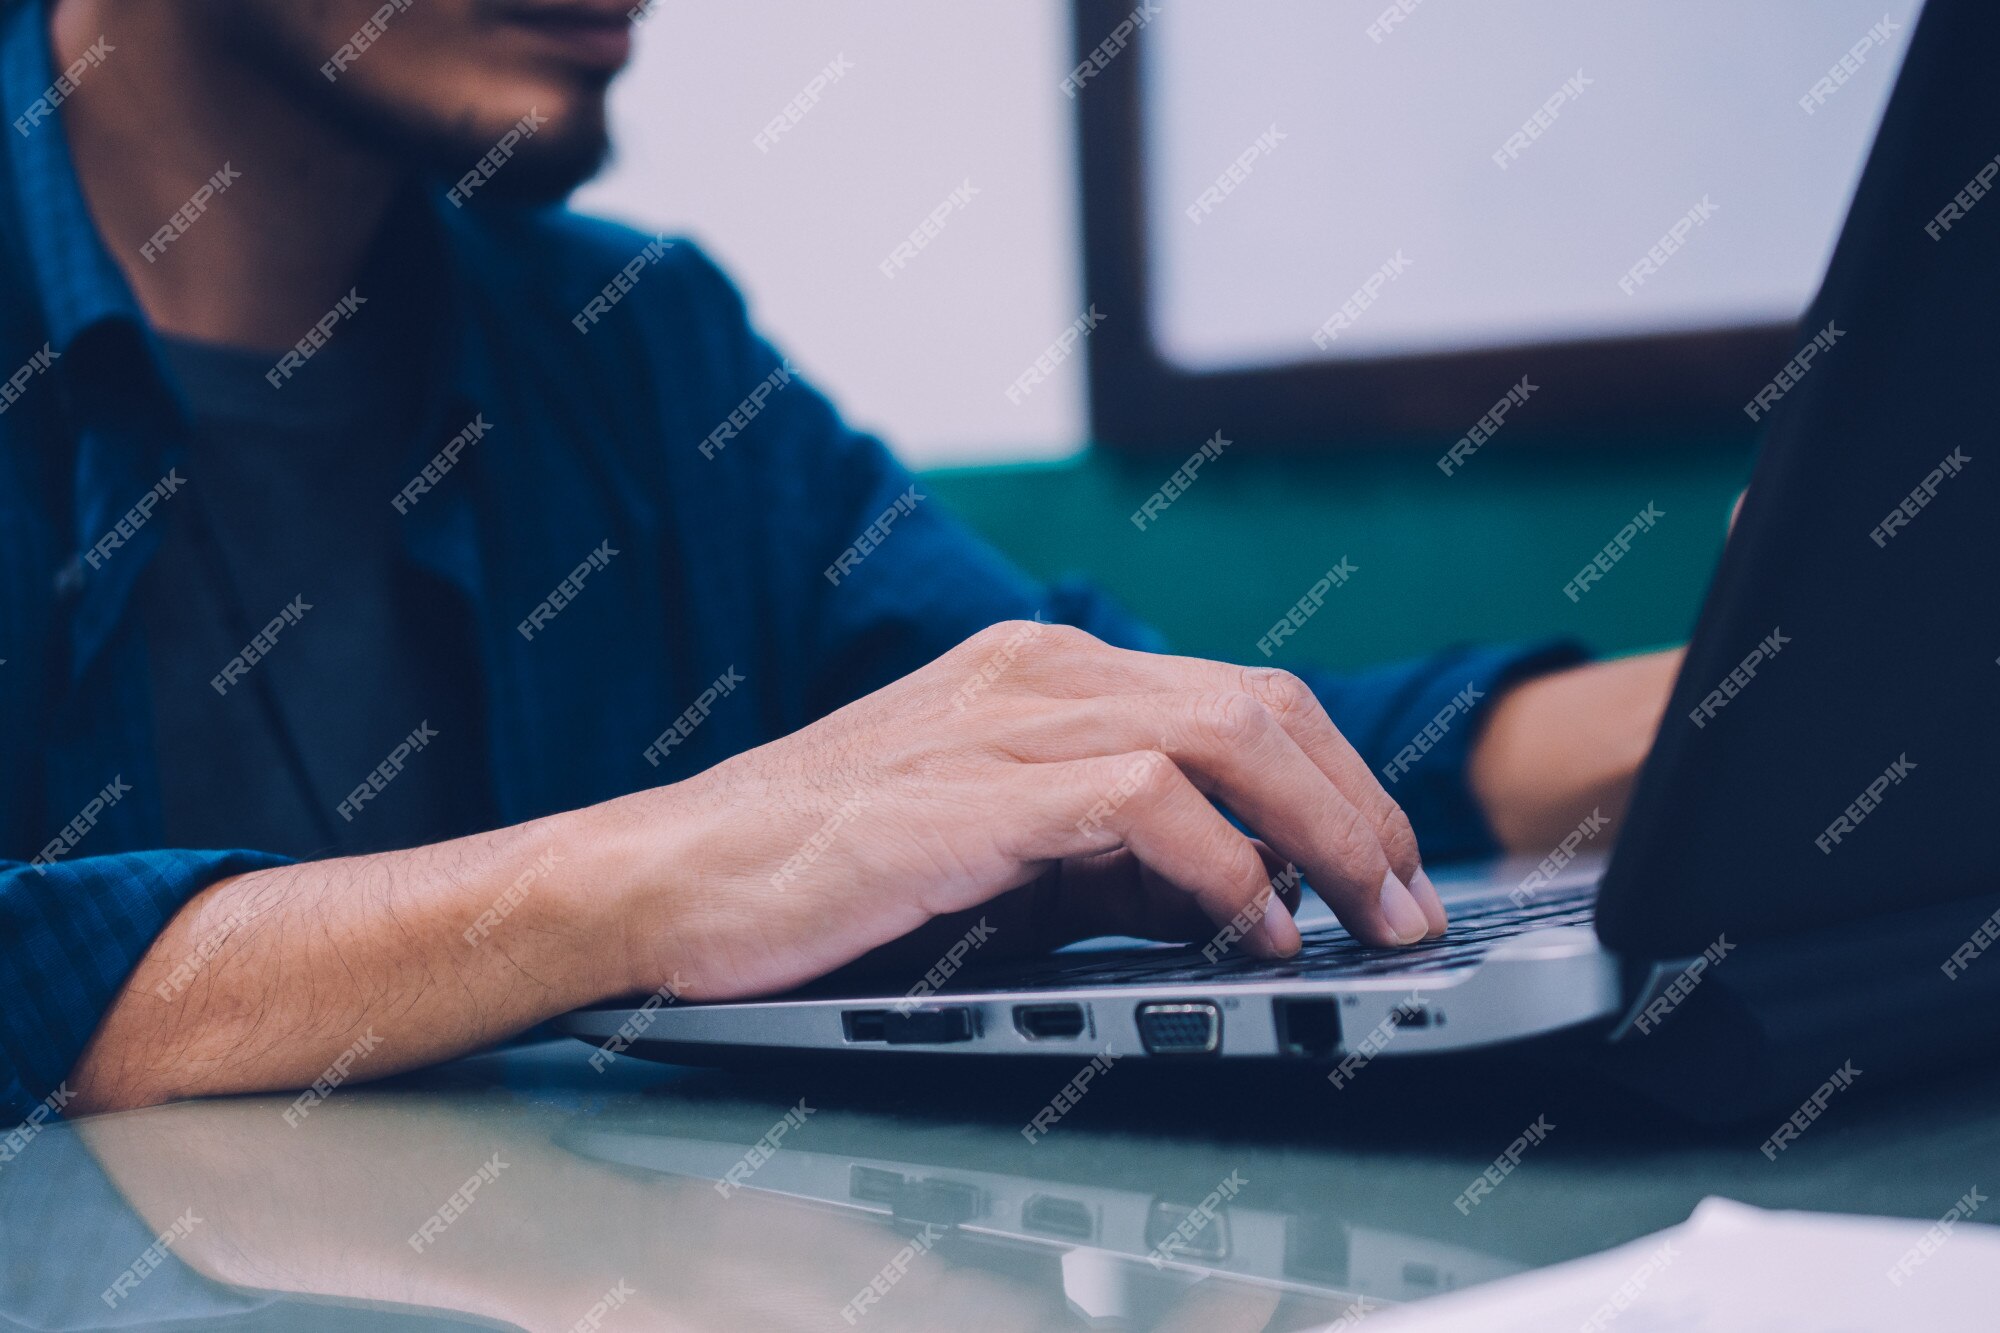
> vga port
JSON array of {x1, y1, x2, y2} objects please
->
[{"x1": 1135, "y1": 1001, "x2": 1221, "y2": 1055}]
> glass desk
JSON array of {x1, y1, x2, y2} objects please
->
[{"x1": 8, "y1": 1034, "x2": 1996, "y2": 1330}]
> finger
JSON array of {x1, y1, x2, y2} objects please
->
[
  {"x1": 1044, "y1": 849, "x2": 1212, "y2": 947},
  {"x1": 990, "y1": 692, "x2": 1429, "y2": 945},
  {"x1": 1249, "y1": 840, "x2": 1305, "y2": 916},
  {"x1": 1068, "y1": 844, "x2": 1303, "y2": 950},
  {"x1": 1158, "y1": 663, "x2": 1438, "y2": 930},
  {"x1": 1153, "y1": 842, "x2": 1304, "y2": 955},
  {"x1": 1009, "y1": 751, "x2": 1301, "y2": 957},
  {"x1": 992, "y1": 628, "x2": 1443, "y2": 934}
]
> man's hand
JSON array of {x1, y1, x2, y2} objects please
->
[
  {"x1": 72, "y1": 622, "x2": 1444, "y2": 1113},
  {"x1": 598, "y1": 621, "x2": 1447, "y2": 1003}
]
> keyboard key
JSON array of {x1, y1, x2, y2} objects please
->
[{"x1": 944, "y1": 881, "x2": 1598, "y2": 991}]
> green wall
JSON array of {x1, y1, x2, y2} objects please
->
[{"x1": 922, "y1": 433, "x2": 1757, "y2": 668}]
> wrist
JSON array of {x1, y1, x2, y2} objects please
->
[
  {"x1": 548, "y1": 778, "x2": 716, "y2": 1002},
  {"x1": 1468, "y1": 648, "x2": 1682, "y2": 853}
]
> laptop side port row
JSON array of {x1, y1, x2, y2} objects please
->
[{"x1": 1135, "y1": 1001, "x2": 1221, "y2": 1055}]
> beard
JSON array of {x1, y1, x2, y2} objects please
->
[
  {"x1": 206, "y1": 2, "x2": 616, "y2": 205},
  {"x1": 318, "y1": 89, "x2": 616, "y2": 206}
]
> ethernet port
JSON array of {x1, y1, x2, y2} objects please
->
[{"x1": 1275, "y1": 998, "x2": 1342, "y2": 1058}]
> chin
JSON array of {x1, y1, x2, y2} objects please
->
[
  {"x1": 441, "y1": 85, "x2": 611, "y2": 200},
  {"x1": 329, "y1": 70, "x2": 616, "y2": 204}
]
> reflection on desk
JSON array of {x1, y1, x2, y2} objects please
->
[{"x1": 9, "y1": 1037, "x2": 1998, "y2": 1330}]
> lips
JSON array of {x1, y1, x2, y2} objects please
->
[{"x1": 490, "y1": 0, "x2": 636, "y2": 71}]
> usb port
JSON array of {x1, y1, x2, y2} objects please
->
[
  {"x1": 1387, "y1": 1003, "x2": 1431, "y2": 1029},
  {"x1": 843, "y1": 1010, "x2": 889, "y2": 1042},
  {"x1": 846, "y1": 1007, "x2": 975, "y2": 1044}
]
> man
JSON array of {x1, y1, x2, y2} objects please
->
[{"x1": 0, "y1": 0, "x2": 1678, "y2": 1118}]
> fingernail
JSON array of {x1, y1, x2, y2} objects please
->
[
  {"x1": 1409, "y1": 867, "x2": 1449, "y2": 937},
  {"x1": 1250, "y1": 893, "x2": 1301, "y2": 957},
  {"x1": 1379, "y1": 870, "x2": 1429, "y2": 944}
]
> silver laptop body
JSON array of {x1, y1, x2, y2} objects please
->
[{"x1": 557, "y1": 858, "x2": 1623, "y2": 1063}]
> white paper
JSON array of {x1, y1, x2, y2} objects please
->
[{"x1": 1355, "y1": 1195, "x2": 1997, "y2": 1332}]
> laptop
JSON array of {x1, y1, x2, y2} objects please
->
[{"x1": 560, "y1": 0, "x2": 2000, "y2": 1112}]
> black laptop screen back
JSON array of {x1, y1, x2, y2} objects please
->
[{"x1": 1596, "y1": 0, "x2": 2000, "y2": 959}]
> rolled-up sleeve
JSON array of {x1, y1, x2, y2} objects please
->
[{"x1": 0, "y1": 849, "x2": 291, "y2": 1123}]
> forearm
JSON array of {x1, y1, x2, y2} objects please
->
[
  {"x1": 67, "y1": 809, "x2": 661, "y2": 1115},
  {"x1": 1467, "y1": 648, "x2": 1684, "y2": 854}
]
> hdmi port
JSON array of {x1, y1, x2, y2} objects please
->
[
  {"x1": 1023, "y1": 1193, "x2": 1095, "y2": 1240},
  {"x1": 1014, "y1": 1003, "x2": 1086, "y2": 1040}
]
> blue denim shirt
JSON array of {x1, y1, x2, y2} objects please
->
[{"x1": 0, "y1": 0, "x2": 1578, "y2": 1120}]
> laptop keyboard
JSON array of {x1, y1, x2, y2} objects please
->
[{"x1": 949, "y1": 880, "x2": 1600, "y2": 993}]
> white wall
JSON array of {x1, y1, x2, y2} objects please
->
[{"x1": 574, "y1": 1, "x2": 1088, "y2": 468}]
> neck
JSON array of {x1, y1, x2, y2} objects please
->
[{"x1": 51, "y1": 0, "x2": 402, "y2": 351}]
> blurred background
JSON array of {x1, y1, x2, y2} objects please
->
[{"x1": 574, "y1": 0, "x2": 1915, "y2": 667}]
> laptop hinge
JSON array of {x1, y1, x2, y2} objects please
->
[{"x1": 1603, "y1": 937, "x2": 1737, "y2": 1043}]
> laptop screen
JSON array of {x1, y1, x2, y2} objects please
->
[{"x1": 1594, "y1": 0, "x2": 1999, "y2": 958}]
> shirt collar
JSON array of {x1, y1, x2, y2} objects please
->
[{"x1": 1, "y1": 0, "x2": 146, "y2": 354}]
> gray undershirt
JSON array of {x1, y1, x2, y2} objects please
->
[{"x1": 139, "y1": 306, "x2": 491, "y2": 861}]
